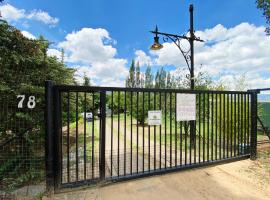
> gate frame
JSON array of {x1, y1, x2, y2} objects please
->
[{"x1": 45, "y1": 80, "x2": 259, "y2": 192}]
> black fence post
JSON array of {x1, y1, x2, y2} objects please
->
[
  {"x1": 45, "y1": 80, "x2": 54, "y2": 193},
  {"x1": 53, "y1": 85, "x2": 61, "y2": 190},
  {"x1": 99, "y1": 91, "x2": 106, "y2": 180},
  {"x1": 250, "y1": 90, "x2": 258, "y2": 160}
]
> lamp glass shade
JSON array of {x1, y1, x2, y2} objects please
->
[{"x1": 150, "y1": 36, "x2": 163, "y2": 50}]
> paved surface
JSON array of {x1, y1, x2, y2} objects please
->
[{"x1": 43, "y1": 159, "x2": 270, "y2": 200}]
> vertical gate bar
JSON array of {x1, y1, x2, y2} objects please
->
[
  {"x1": 193, "y1": 93, "x2": 196, "y2": 164},
  {"x1": 234, "y1": 94, "x2": 236, "y2": 157},
  {"x1": 53, "y1": 87, "x2": 61, "y2": 189},
  {"x1": 124, "y1": 91, "x2": 127, "y2": 176},
  {"x1": 99, "y1": 91, "x2": 106, "y2": 180},
  {"x1": 185, "y1": 120, "x2": 187, "y2": 165},
  {"x1": 227, "y1": 94, "x2": 229, "y2": 158},
  {"x1": 110, "y1": 91, "x2": 113, "y2": 177},
  {"x1": 92, "y1": 92, "x2": 95, "y2": 178},
  {"x1": 117, "y1": 91, "x2": 120, "y2": 176},
  {"x1": 84, "y1": 92, "x2": 87, "y2": 180},
  {"x1": 165, "y1": 92, "x2": 167, "y2": 168},
  {"x1": 190, "y1": 93, "x2": 192, "y2": 164},
  {"x1": 148, "y1": 92, "x2": 151, "y2": 171},
  {"x1": 136, "y1": 92, "x2": 139, "y2": 173},
  {"x1": 67, "y1": 92, "x2": 70, "y2": 182},
  {"x1": 237, "y1": 94, "x2": 240, "y2": 156},
  {"x1": 207, "y1": 93, "x2": 210, "y2": 162},
  {"x1": 215, "y1": 93, "x2": 218, "y2": 160},
  {"x1": 247, "y1": 94, "x2": 250, "y2": 148},
  {"x1": 250, "y1": 91, "x2": 257, "y2": 159},
  {"x1": 219, "y1": 93, "x2": 222, "y2": 160},
  {"x1": 203, "y1": 93, "x2": 206, "y2": 162},
  {"x1": 230, "y1": 93, "x2": 233, "y2": 157},
  {"x1": 175, "y1": 93, "x2": 178, "y2": 166},
  {"x1": 244, "y1": 94, "x2": 247, "y2": 152},
  {"x1": 170, "y1": 92, "x2": 172, "y2": 167},
  {"x1": 223, "y1": 93, "x2": 225, "y2": 159},
  {"x1": 59, "y1": 93, "x2": 63, "y2": 184},
  {"x1": 154, "y1": 92, "x2": 156, "y2": 170},
  {"x1": 130, "y1": 91, "x2": 133, "y2": 174},
  {"x1": 159, "y1": 92, "x2": 162, "y2": 169},
  {"x1": 211, "y1": 93, "x2": 214, "y2": 161},
  {"x1": 75, "y1": 92, "x2": 79, "y2": 181},
  {"x1": 198, "y1": 93, "x2": 201, "y2": 163},
  {"x1": 142, "y1": 92, "x2": 145, "y2": 172},
  {"x1": 241, "y1": 94, "x2": 244, "y2": 154},
  {"x1": 180, "y1": 120, "x2": 183, "y2": 165},
  {"x1": 45, "y1": 81, "x2": 54, "y2": 191}
]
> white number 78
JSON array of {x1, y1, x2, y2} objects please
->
[{"x1": 17, "y1": 95, "x2": 36, "y2": 109}]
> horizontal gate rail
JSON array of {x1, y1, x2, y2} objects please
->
[
  {"x1": 45, "y1": 81, "x2": 259, "y2": 191},
  {"x1": 54, "y1": 85, "x2": 252, "y2": 94}
]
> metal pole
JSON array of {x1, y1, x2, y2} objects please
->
[
  {"x1": 53, "y1": 84, "x2": 61, "y2": 190},
  {"x1": 99, "y1": 91, "x2": 106, "y2": 180},
  {"x1": 45, "y1": 80, "x2": 54, "y2": 193},
  {"x1": 250, "y1": 91, "x2": 258, "y2": 160},
  {"x1": 189, "y1": 4, "x2": 196, "y2": 147},
  {"x1": 189, "y1": 4, "x2": 195, "y2": 90}
]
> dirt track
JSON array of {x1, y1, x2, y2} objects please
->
[{"x1": 46, "y1": 156, "x2": 270, "y2": 200}]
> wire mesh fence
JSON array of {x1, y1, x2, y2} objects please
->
[{"x1": 0, "y1": 92, "x2": 45, "y2": 191}]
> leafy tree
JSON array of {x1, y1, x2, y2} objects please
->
[
  {"x1": 0, "y1": 19, "x2": 74, "y2": 188},
  {"x1": 0, "y1": 19, "x2": 74, "y2": 139},
  {"x1": 256, "y1": 0, "x2": 270, "y2": 35}
]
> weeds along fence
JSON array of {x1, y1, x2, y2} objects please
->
[{"x1": 45, "y1": 82, "x2": 258, "y2": 191}]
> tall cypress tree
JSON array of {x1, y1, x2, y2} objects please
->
[
  {"x1": 155, "y1": 69, "x2": 160, "y2": 88},
  {"x1": 135, "y1": 61, "x2": 141, "y2": 87},
  {"x1": 166, "y1": 72, "x2": 172, "y2": 88},
  {"x1": 83, "y1": 73, "x2": 90, "y2": 86},
  {"x1": 159, "y1": 67, "x2": 167, "y2": 89},
  {"x1": 145, "y1": 65, "x2": 153, "y2": 88},
  {"x1": 125, "y1": 59, "x2": 136, "y2": 87}
]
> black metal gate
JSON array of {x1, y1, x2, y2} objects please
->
[{"x1": 45, "y1": 81, "x2": 258, "y2": 191}]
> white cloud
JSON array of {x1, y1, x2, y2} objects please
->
[
  {"x1": 21, "y1": 30, "x2": 35, "y2": 39},
  {"x1": 135, "y1": 50, "x2": 152, "y2": 66},
  {"x1": 74, "y1": 64, "x2": 127, "y2": 87},
  {"x1": 59, "y1": 27, "x2": 128, "y2": 86},
  {"x1": 47, "y1": 48, "x2": 62, "y2": 60},
  {"x1": 0, "y1": 4, "x2": 25, "y2": 21},
  {"x1": 27, "y1": 9, "x2": 59, "y2": 25},
  {"x1": 0, "y1": 3, "x2": 58, "y2": 25},
  {"x1": 144, "y1": 22, "x2": 270, "y2": 89},
  {"x1": 59, "y1": 28, "x2": 116, "y2": 63}
]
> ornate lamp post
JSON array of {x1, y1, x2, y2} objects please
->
[
  {"x1": 150, "y1": 4, "x2": 203, "y2": 146},
  {"x1": 150, "y1": 4, "x2": 203, "y2": 90}
]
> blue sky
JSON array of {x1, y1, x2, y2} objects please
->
[{"x1": 1, "y1": 0, "x2": 270, "y2": 89}]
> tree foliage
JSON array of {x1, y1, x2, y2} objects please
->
[
  {"x1": 256, "y1": 0, "x2": 270, "y2": 34},
  {"x1": 0, "y1": 19, "x2": 74, "y2": 140}
]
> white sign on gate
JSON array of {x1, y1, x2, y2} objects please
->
[
  {"x1": 176, "y1": 93, "x2": 196, "y2": 121},
  {"x1": 148, "y1": 110, "x2": 162, "y2": 126}
]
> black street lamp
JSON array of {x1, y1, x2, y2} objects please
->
[
  {"x1": 150, "y1": 4, "x2": 203, "y2": 147},
  {"x1": 150, "y1": 4, "x2": 203, "y2": 90}
]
